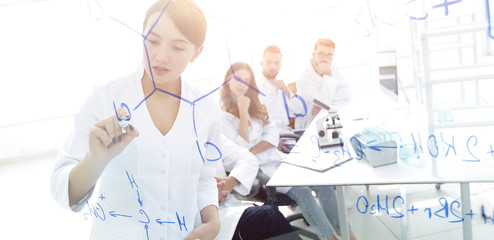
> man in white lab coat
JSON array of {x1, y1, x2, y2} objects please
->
[
  {"x1": 258, "y1": 45, "x2": 305, "y2": 153},
  {"x1": 215, "y1": 135, "x2": 302, "y2": 240},
  {"x1": 295, "y1": 38, "x2": 352, "y2": 129}
]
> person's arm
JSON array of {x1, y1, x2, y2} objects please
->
[
  {"x1": 187, "y1": 102, "x2": 223, "y2": 240},
  {"x1": 249, "y1": 121, "x2": 280, "y2": 154},
  {"x1": 249, "y1": 140, "x2": 274, "y2": 154},
  {"x1": 216, "y1": 176, "x2": 240, "y2": 203},
  {"x1": 314, "y1": 62, "x2": 332, "y2": 77},
  {"x1": 184, "y1": 205, "x2": 220, "y2": 240},
  {"x1": 278, "y1": 138, "x2": 293, "y2": 153},
  {"x1": 222, "y1": 176, "x2": 240, "y2": 191},
  {"x1": 51, "y1": 87, "x2": 138, "y2": 211},
  {"x1": 69, "y1": 112, "x2": 139, "y2": 206},
  {"x1": 220, "y1": 135, "x2": 259, "y2": 196},
  {"x1": 329, "y1": 62, "x2": 352, "y2": 102},
  {"x1": 271, "y1": 79, "x2": 291, "y2": 98},
  {"x1": 237, "y1": 95, "x2": 251, "y2": 142},
  {"x1": 296, "y1": 66, "x2": 320, "y2": 117},
  {"x1": 51, "y1": 129, "x2": 91, "y2": 212},
  {"x1": 220, "y1": 112, "x2": 251, "y2": 148},
  {"x1": 315, "y1": 62, "x2": 352, "y2": 107},
  {"x1": 68, "y1": 153, "x2": 105, "y2": 207}
]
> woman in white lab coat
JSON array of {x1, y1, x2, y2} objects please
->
[
  {"x1": 50, "y1": 1, "x2": 221, "y2": 239},
  {"x1": 219, "y1": 62, "x2": 357, "y2": 240}
]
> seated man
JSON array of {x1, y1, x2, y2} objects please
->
[
  {"x1": 295, "y1": 38, "x2": 351, "y2": 129},
  {"x1": 215, "y1": 135, "x2": 302, "y2": 240},
  {"x1": 258, "y1": 45, "x2": 305, "y2": 152}
]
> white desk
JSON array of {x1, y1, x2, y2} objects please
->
[{"x1": 267, "y1": 111, "x2": 494, "y2": 240}]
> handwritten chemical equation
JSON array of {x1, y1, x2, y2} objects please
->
[
  {"x1": 356, "y1": 194, "x2": 494, "y2": 224},
  {"x1": 286, "y1": 132, "x2": 494, "y2": 165},
  {"x1": 82, "y1": 171, "x2": 187, "y2": 240},
  {"x1": 350, "y1": 132, "x2": 494, "y2": 162},
  {"x1": 355, "y1": 0, "x2": 493, "y2": 40}
]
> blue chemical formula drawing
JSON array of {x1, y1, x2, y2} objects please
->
[
  {"x1": 355, "y1": 0, "x2": 493, "y2": 40},
  {"x1": 81, "y1": 2, "x2": 312, "y2": 238},
  {"x1": 79, "y1": 0, "x2": 494, "y2": 237},
  {"x1": 356, "y1": 194, "x2": 494, "y2": 225},
  {"x1": 83, "y1": 171, "x2": 188, "y2": 239},
  {"x1": 286, "y1": 131, "x2": 494, "y2": 169}
]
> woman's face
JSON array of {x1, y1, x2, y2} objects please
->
[
  {"x1": 142, "y1": 13, "x2": 202, "y2": 85},
  {"x1": 228, "y1": 69, "x2": 252, "y2": 98}
]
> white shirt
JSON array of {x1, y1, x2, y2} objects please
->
[
  {"x1": 215, "y1": 135, "x2": 259, "y2": 239},
  {"x1": 295, "y1": 60, "x2": 351, "y2": 129},
  {"x1": 220, "y1": 111, "x2": 291, "y2": 194},
  {"x1": 51, "y1": 64, "x2": 221, "y2": 240},
  {"x1": 258, "y1": 74, "x2": 303, "y2": 134}
]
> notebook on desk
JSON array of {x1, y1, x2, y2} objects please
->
[
  {"x1": 283, "y1": 157, "x2": 353, "y2": 172},
  {"x1": 282, "y1": 145, "x2": 353, "y2": 172}
]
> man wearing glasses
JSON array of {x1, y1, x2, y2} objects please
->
[{"x1": 295, "y1": 38, "x2": 352, "y2": 129}]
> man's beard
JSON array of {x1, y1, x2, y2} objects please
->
[{"x1": 263, "y1": 70, "x2": 278, "y2": 80}]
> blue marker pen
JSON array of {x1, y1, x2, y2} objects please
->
[
  {"x1": 113, "y1": 101, "x2": 132, "y2": 130},
  {"x1": 119, "y1": 118, "x2": 131, "y2": 129}
]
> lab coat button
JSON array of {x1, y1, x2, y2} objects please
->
[
  {"x1": 161, "y1": 205, "x2": 165, "y2": 211},
  {"x1": 161, "y1": 170, "x2": 166, "y2": 175}
]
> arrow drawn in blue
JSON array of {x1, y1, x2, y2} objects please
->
[
  {"x1": 368, "y1": 145, "x2": 397, "y2": 151},
  {"x1": 156, "y1": 218, "x2": 175, "y2": 224},
  {"x1": 366, "y1": 140, "x2": 376, "y2": 145},
  {"x1": 144, "y1": 224, "x2": 150, "y2": 240},
  {"x1": 137, "y1": 190, "x2": 143, "y2": 207},
  {"x1": 109, "y1": 211, "x2": 132, "y2": 218}
]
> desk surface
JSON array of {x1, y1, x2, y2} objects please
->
[
  {"x1": 268, "y1": 107, "x2": 494, "y2": 187},
  {"x1": 268, "y1": 158, "x2": 494, "y2": 187}
]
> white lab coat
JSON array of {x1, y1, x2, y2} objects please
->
[
  {"x1": 220, "y1": 111, "x2": 291, "y2": 194},
  {"x1": 295, "y1": 60, "x2": 352, "y2": 129},
  {"x1": 257, "y1": 74, "x2": 303, "y2": 134},
  {"x1": 215, "y1": 135, "x2": 259, "y2": 239},
  {"x1": 50, "y1": 64, "x2": 221, "y2": 240}
]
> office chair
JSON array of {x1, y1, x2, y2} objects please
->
[{"x1": 234, "y1": 170, "x2": 320, "y2": 240}]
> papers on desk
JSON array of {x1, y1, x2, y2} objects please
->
[
  {"x1": 282, "y1": 145, "x2": 353, "y2": 172},
  {"x1": 278, "y1": 128, "x2": 305, "y2": 138}
]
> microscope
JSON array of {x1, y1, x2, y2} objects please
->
[{"x1": 313, "y1": 99, "x2": 343, "y2": 148}]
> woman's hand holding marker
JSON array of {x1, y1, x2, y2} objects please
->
[{"x1": 88, "y1": 107, "x2": 139, "y2": 164}]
